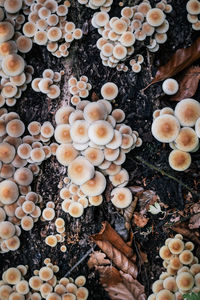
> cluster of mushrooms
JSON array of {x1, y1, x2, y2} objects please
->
[
  {"x1": 68, "y1": 76, "x2": 92, "y2": 104},
  {"x1": 22, "y1": 0, "x2": 83, "y2": 58},
  {"x1": 186, "y1": 0, "x2": 200, "y2": 31},
  {"x1": 31, "y1": 68, "x2": 64, "y2": 99},
  {"x1": 53, "y1": 80, "x2": 142, "y2": 218},
  {"x1": 152, "y1": 98, "x2": 200, "y2": 171},
  {"x1": 77, "y1": 0, "x2": 113, "y2": 12},
  {"x1": 0, "y1": 258, "x2": 89, "y2": 300},
  {"x1": 92, "y1": 0, "x2": 172, "y2": 70},
  {"x1": 148, "y1": 234, "x2": 200, "y2": 300},
  {"x1": 0, "y1": 109, "x2": 60, "y2": 253}
]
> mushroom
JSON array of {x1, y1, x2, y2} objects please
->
[
  {"x1": 56, "y1": 144, "x2": 78, "y2": 166},
  {"x1": 174, "y1": 127, "x2": 198, "y2": 152},
  {"x1": 88, "y1": 120, "x2": 114, "y2": 145},
  {"x1": 101, "y1": 82, "x2": 118, "y2": 100},
  {"x1": 162, "y1": 78, "x2": 179, "y2": 95},
  {"x1": 176, "y1": 272, "x2": 194, "y2": 291},
  {"x1": 68, "y1": 202, "x2": 84, "y2": 218},
  {"x1": 151, "y1": 114, "x2": 180, "y2": 143},
  {"x1": 146, "y1": 8, "x2": 165, "y2": 27},
  {"x1": 179, "y1": 250, "x2": 194, "y2": 265},
  {"x1": 111, "y1": 187, "x2": 132, "y2": 208},
  {"x1": 67, "y1": 156, "x2": 94, "y2": 185},
  {"x1": 174, "y1": 98, "x2": 200, "y2": 127},
  {"x1": 80, "y1": 171, "x2": 106, "y2": 196},
  {"x1": 2, "y1": 54, "x2": 25, "y2": 76},
  {"x1": 168, "y1": 238, "x2": 184, "y2": 254},
  {"x1": 155, "y1": 289, "x2": 175, "y2": 300},
  {"x1": 168, "y1": 150, "x2": 191, "y2": 171}
]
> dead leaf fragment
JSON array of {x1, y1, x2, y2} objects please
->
[
  {"x1": 189, "y1": 213, "x2": 200, "y2": 229},
  {"x1": 148, "y1": 37, "x2": 200, "y2": 87},
  {"x1": 171, "y1": 66, "x2": 200, "y2": 101},
  {"x1": 97, "y1": 266, "x2": 146, "y2": 300},
  {"x1": 123, "y1": 196, "x2": 138, "y2": 231},
  {"x1": 133, "y1": 212, "x2": 149, "y2": 228},
  {"x1": 87, "y1": 251, "x2": 110, "y2": 269}
]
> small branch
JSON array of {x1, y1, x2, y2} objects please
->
[
  {"x1": 64, "y1": 246, "x2": 96, "y2": 277},
  {"x1": 163, "y1": 212, "x2": 200, "y2": 228},
  {"x1": 135, "y1": 156, "x2": 199, "y2": 196}
]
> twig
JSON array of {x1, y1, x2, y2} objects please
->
[
  {"x1": 64, "y1": 246, "x2": 96, "y2": 277},
  {"x1": 163, "y1": 212, "x2": 200, "y2": 228},
  {"x1": 135, "y1": 156, "x2": 200, "y2": 196}
]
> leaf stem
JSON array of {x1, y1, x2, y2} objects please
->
[{"x1": 135, "y1": 156, "x2": 199, "y2": 196}]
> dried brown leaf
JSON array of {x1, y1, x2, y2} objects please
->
[
  {"x1": 171, "y1": 66, "x2": 200, "y2": 101},
  {"x1": 172, "y1": 222, "x2": 200, "y2": 245},
  {"x1": 138, "y1": 190, "x2": 160, "y2": 214},
  {"x1": 133, "y1": 212, "x2": 149, "y2": 228},
  {"x1": 136, "y1": 242, "x2": 148, "y2": 264},
  {"x1": 148, "y1": 37, "x2": 200, "y2": 87},
  {"x1": 92, "y1": 221, "x2": 134, "y2": 259},
  {"x1": 87, "y1": 251, "x2": 110, "y2": 269},
  {"x1": 91, "y1": 240, "x2": 138, "y2": 278},
  {"x1": 189, "y1": 213, "x2": 200, "y2": 229},
  {"x1": 97, "y1": 266, "x2": 146, "y2": 300},
  {"x1": 129, "y1": 186, "x2": 144, "y2": 195},
  {"x1": 123, "y1": 196, "x2": 138, "y2": 231}
]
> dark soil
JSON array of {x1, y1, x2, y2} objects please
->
[{"x1": 1, "y1": 1, "x2": 200, "y2": 299}]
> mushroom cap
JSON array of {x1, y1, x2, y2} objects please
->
[
  {"x1": 168, "y1": 149, "x2": 191, "y2": 171},
  {"x1": 84, "y1": 102, "x2": 107, "y2": 123},
  {"x1": 0, "y1": 285, "x2": 12, "y2": 300},
  {"x1": 15, "y1": 280, "x2": 29, "y2": 295},
  {"x1": 68, "y1": 156, "x2": 94, "y2": 185},
  {"x1": 112, "y1": 19, "x2": 127, "y2": 34},
  {"x1": 174, "y1": 98, "x2": 200, "y2": 127},
  {"x1": 186, "y1": 0, "x2": 200, "y2": 15},
  {"x1": 6, "y1": 119, "x2": 25, "y2": 138},
  {"x1": 94, "y1": 11, "x2": 109, "y2": 27},
  {"x1": 104, "y1": 147, "x2": 119, "y2": 161},
  {"x1": 21, "y1": 216, "x2": 33, "y2": 231},
  {"x1": 109, "y1": 168, "x2": 129, "y2": 187},
  {"x1": 54, "y1": 124, "x2": 71, "y2": 144},
  {"x1": 113, "y1": 44, "x2": 127, "y2": 60},
  {"x1": 168, "y1": 238, "x2": 184, "y2": 254},
  {"x1": 70, "y1": 120, "x2": 89, "y2": 143},
  {"x1": 120, "y1": 31, "x2": 135, "y2": 47},
  {"x1": 14, "y1": 168, "x2": 33, "y2": 186},
  {"x1": 176, "y1": 272, "x2": 194, "y2": 291},
  {"x1": 0, "y1": 180, "x2": 19, "y2": 204},
  {"x1": 68, "y1": 202, "x2": 84, "y2": 218},
  {"x1": 88, "y1": 120, "x2": 114, "y2": 145},
  {"x1": 0, "y1": 142, "x2": 16, "y2": 163},
  {"x1": 2, "y1": 54, "x2": 25, "y2": 76},
  {"x1": 55, "y1": 106, "x2": 75, "y2": 125},
  {"x1": 152, "y1": 279, "x2": 164, "y2": 293},
  {"x1": 159, "y1": 245, "x2": 172, "y2": 260},
  {"x1": 0, "y1": 221, "x2": 15, "y2": 239},
  {"x1": 163, "y1": 276, "x2": 178, "y2": 292},
  {"x1": 0, "y1": 22, "x2": 14, "y2": 43},
  {"x1": 101, "y1": 82, "x2": 118, "y2": 100},
  {"x1": 111, "y1": 187, "x2": 132, "y2": 208},
  {"x1": 151, "y1": 114, "x2": 180, "y2": 143},
  {"x1": 169, "y1": 256, "x2": 182, "y2": 270},
  {"x1": 56, "y1": 144, "x2": 78, "y2": 166},
  {"x1": 76, "y1": 287, "x2": 89, "y2": 300},
  {"x1": 107, "y1": 130, "x2": 122, "y2": 149},
  {"x1": 84, "y1": 147, "x2": 104, "y2": 166},
  {"x1": 146, "y1": 8, "x2": 165, "y2": 27},
  {"x1": 111, "y1": 109, "x2": 125, "y2": 123},
  {"x1": 4, "y1": 268, "x2": 21, "y2": 284},
  {"x1": 42, "y1": 207, "x2": 55, "y2": 221},
  {"x1": 80, "y1": 171, "x2": 106, "y2": 196},
  {"x1": 174, "y1": 127, "x2": 198, "y2": 152},
  {"x1": 39, "y1": 267, "x2": 53, "y2": 281},
  {"x1": 29, "y1": 276, "x2": 42, "y2": 291},
  {"x1": 179, "y1": 250, "x2": 194, "y2": 265},
  {"x1": 155, "y1": 289, "x2": 175, "y2": 300},
  {"x1": 162, "y1": 78, "x2": 179, "y2": 95}
]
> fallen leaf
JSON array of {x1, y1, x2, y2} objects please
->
[
  {"x1": 189, "y1": 213, "x2": 200, "y2": 229},
  {"x1": 136, "y1": 242, "x2": 148, "y2": 264},
  {"x1": 87, "y1": 251, "x2": 110, "y2": 269},
  {"x1": 129, "y1": 186, "x2": 144, "y2": 195},
  {"x1": 171, "y1": 66, "x2": 200, "y2": 101},
  {"x1": 91, "y1": 239, "x2": 138, "y2": 278},
  {"x1": 191, "y1": 203, "x2": 200, "y2": 214},
  {"x1": 171, "y1": 222, "x2": 200, "y2": 245},
  {"x1": 133, "y1": 212, "x2": 149, "y2": 228},
  {"x1": 92, "y1": 221, "x2": 134, "y2": 259},
  {"x1": 97, "y1": 266, "x2": 146, "y2": 300},
  {"x1": 137, "y1": 190, "x2": 160, "y2": 215},
  {"x1": 147, "y1": 37, "x2": 200, "y2": 87},
  {"x1": 123, "y1": 196, "x2": 138, "y2": 231}
]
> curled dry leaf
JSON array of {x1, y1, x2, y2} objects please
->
[
  {"x1": 97, "y1": 265, "x2": 146, "y2": 300},
  {"x1": 137, "y1": 190, "x2": 160, "y2": 215},
  {"x1": 133, "y1": 212, "x2": 149, "y2": 228},
  {"x1": 189, "y1": 213, "x2": 200, "y2": 229},
  {"x1": 91, "y1": 240, "x2": 138, "y2": 278},
  {"x1": 92, "y1": 221, "x2": 134, "y2": 259},
  {"x1": 172, "y1": 222, "x2": 200, "y2": 245},
  {"x1": 87, "y1": 251, "x2": 110, "y2": 269},
  {"x1": 146, "y1": 37, "x2": 200, "y2": 88},
  {"x1": 171, "y1": 66, "x2": 200, "y2": 101},
  {"x1": 123, "y1": 196, "x2": 138, "y2": 232}
]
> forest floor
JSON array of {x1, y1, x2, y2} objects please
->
[{"x1": 1, "y1": 0, "x2": 200, "y2": 299}]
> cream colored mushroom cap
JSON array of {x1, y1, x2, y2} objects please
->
[
  {"x1": 111, "y1": 187, "x2": 132, "y2": 208},
  {"x1": 174, "y1": 98, "x2": 200, "y2": 127},
  {"x1": 0, "y1": 180, "x2": 19, "y2": 204},
  {"x1": 169, "y1": 149, "x2": 191, "y2": 171},
  {"x1": 101, "y1": 82, "x2": 118, "y2": 100},
  {"x1": 56, "y1": 144, "x2": 78, "y2": 166},
  {"x1": 80, "y1": 171, "x2": 106, "y2": 196},
  {"x1": 88, "y1": 120, "x2": 114, "y2": 145},
  {"x1": 151, "y1": 114, "x2": 180, "y2": 143},
  {"x1": 68, "y1": 156, "x2": 94, "y2": 185}
]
